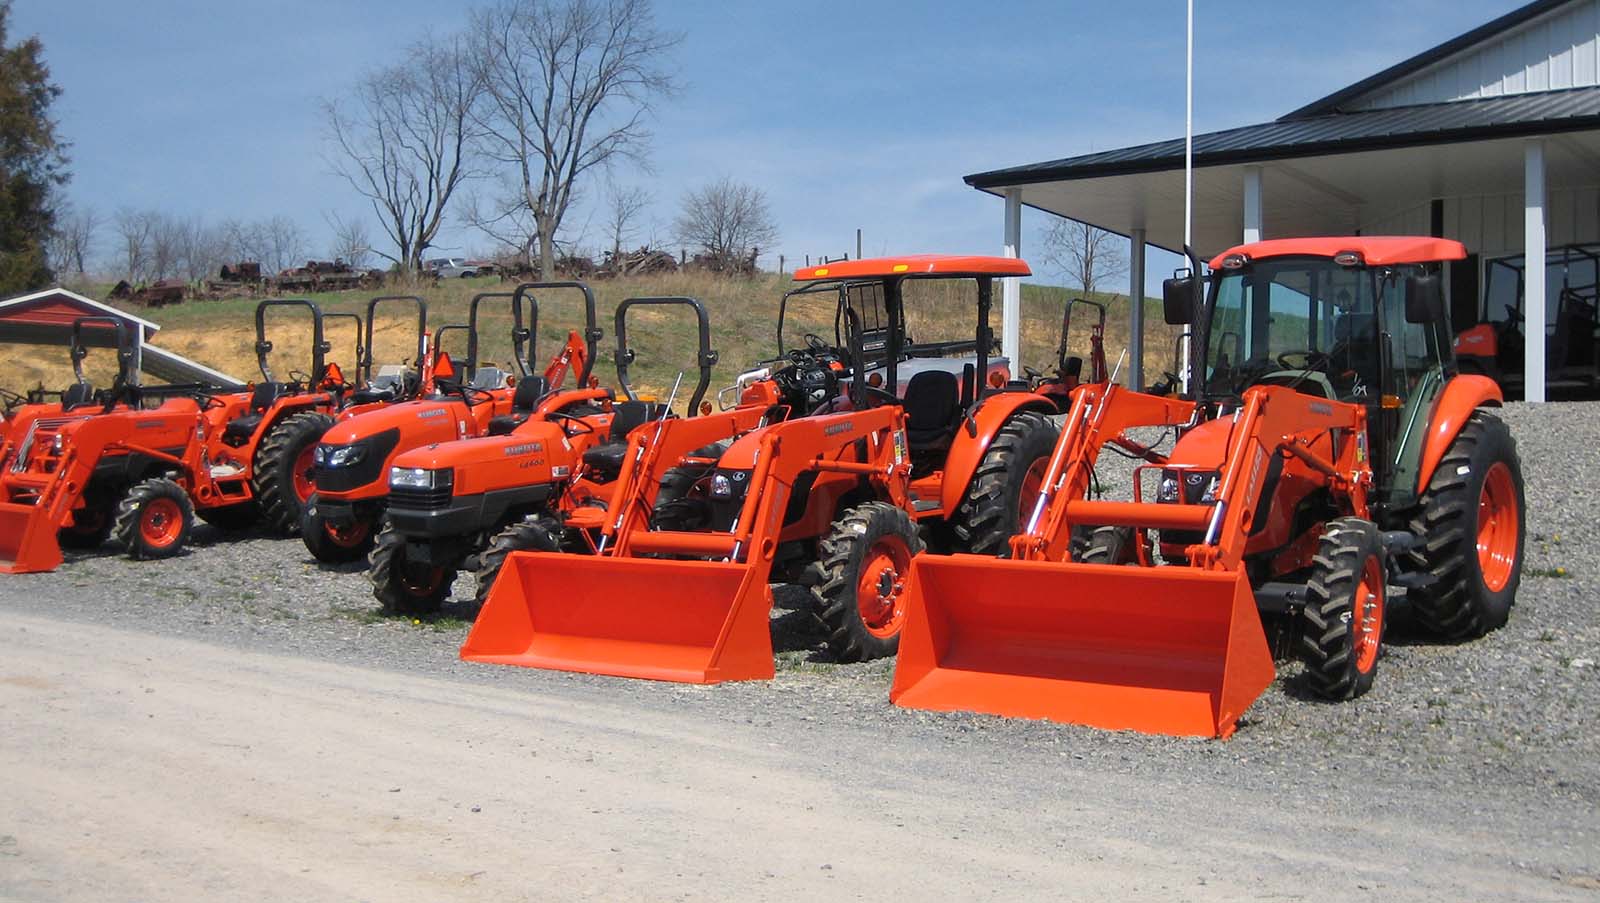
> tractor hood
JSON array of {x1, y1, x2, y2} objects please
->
[
  {"x1": 323, "y1": 397, "x2": 473, "y2": 448},
  {"x1": 1167, "y1": 417, "x2": 1230, "y2": 471},
  {"x1": 390, "y1": 419, "x2": 574, "y2": 498}
]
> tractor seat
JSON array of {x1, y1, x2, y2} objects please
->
[
  {"x1": 61, "y1": 382, "x2": 96, "y2": 408},
  {"x1": 470, "y1": 367, "x2": 509, "y2": 390},
  {"x1": 901, "y1": 369, "x2": 961, "y2": 452},
  {"x1": 222, "y1": 381, "x2": 286, "y2": 444},
  {"x1": 486, "y1": 376, "x2": 551, "y2": 436},
  {"x1": 580, "y1": 400, "x2": 667, "y2": 481}
]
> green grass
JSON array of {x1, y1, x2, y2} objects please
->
[{"x1": 23, "y1": 272, "x2": 1183, "y2": 409}]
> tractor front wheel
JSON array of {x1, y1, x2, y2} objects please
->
[
  {"x1": 58, "y1": 494, "x2": 116, "y2": 550},
  {"x1": 1078, "y1": 525, "x2": 1144, "y2": 565},
  {"x1": 804, "y1": 502, "x2": 925, "y2": 663},
  {"x1": 254, "y1": 411, "x2": 334, "y2": 535},
  {"x1": 952, "y1": 410, "x2": 1059, "y2": 557},
  {"x1": 113, "y1": 477, "x2": 194, "y2": 561},
  {"x1": 1405, "y1": 411, "x2": 1525, "y2": 639},
  {"x1": 473, "y1": 517, "x2": 563, "y2": 608},
  {"x1": 1298, "y1": 517, "x2": 1386, "y2": 700},
  {"x1": 301, "y1": 504, "x2": 376, "y2": 563},
  {"x1": 370, "y1": 523, "x2": 455, "y2": 616}
]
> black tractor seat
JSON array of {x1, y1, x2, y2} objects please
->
[
  {"x1": 486, "y1": 376, "x2": 551, "y2": 436},
  {"x1": 222, "y1": 381, "x2": 287, "y2": 446},
  {"x1": 60, "y1": 382, "x2": 96, "y2": 409},
  {"x1": 580, "y1": 400, "x2": 669, "y2": 481},
  {"x1": 901, "y1": 369, "x2": 961, "y2": 453}
]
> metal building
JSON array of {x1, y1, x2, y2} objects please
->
[{"x1": 971, "y1": 0, "x2": 1600, "y2": 401}]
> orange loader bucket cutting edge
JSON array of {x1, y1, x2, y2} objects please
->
[
  {"x1": 0, "y1": 502, "x2": 64, "y2": 574},
  {"x1": 889, "y1": 555, "x2": 1276, "y2": 739},
  {"x1": 461, "y1": 551, "x2": 778, "y2": 684}
]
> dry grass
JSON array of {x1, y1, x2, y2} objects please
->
[{"x1": 9, "y1": 273, "x2": 1183, "y2": 408}]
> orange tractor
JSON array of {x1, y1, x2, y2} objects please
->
[
  {"x1": 1030, "y1": 297, "x2": 1110, "y2": 411},
  {"x1": 300, "y1": 282, "x2": 597, "y2": 562},
  {"x1": 461, "y1": 255, "x2": 1063, "y2": 682},
  {"x1": 367, "y1": 294, "x2": 723, "y2": 614},
  {"x1": 890, "y1": 237, "x2": 1525, "y2": 738}
]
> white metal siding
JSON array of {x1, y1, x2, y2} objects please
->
[
  {"x1": 1354, "y1": 0, "x2": 1600, "y2": 109},
  {"x1": 1357, "y1": 188, "x2": 1600, "y2": 255}
]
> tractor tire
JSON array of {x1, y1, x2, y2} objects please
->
[
  {"x1": 473, "y1": 517, "x2": 562, "y2": 608},
  {"x1": 649, "y1": 441, "x2": 730, "y2": 531},
  {"x1": 369, "y1": 522, "x2": 455, "y2": 616},
  {"x1": 112, "y1": 477, "x2": 193, "y2": 561},
  {"x1": 253, "y1": 411, "x2": 334, "y2": 536},
  {"x1": 1404, "y1": 411, "x2": 1525, "y2": 639},
  {"x1": 58, "y1": 495, "x2": 117, "y2": 550},
  {"x1": 803, "y1": 501, "x2": 925, "y2": 663},
  {"x1": 1079, "y1": 525, "x2": 1141, "y2": 565},
  {"x1": 951, "y1": 410, "x2": 1059, "y2": 557},
  {"x1": 1298, "y1": 517, "x2": 1386, "y2": 700},
  {"x1": 196, "y1": 501, "x2": 260, "y2": 532},
  {"x1": 301, "y1": 503, "x2": 376, "y2": 563}
]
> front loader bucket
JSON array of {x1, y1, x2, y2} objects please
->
[
  {"x1": 462, "y1": 552, "x2": 777, "y2": 683},
  {"x1": 890, "y1": 555, "x2": 1274, "y2": 738},
  {"x1": 0, "y1": 502, "x2": 64, "y2": 574}
]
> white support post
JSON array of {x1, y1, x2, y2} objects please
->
[
  {"x1": 1002, "y1": 188, "x2": 1022, "y2": 368},
  {"x1": 1243, "y1": 165, "x2": 1264, "y2": 244},
  {"x1": 131, "y1": 327, "x2": 144, "y2": 387},
  {"x1": 1525, "y1": 140, "x2": 1547, "y2": 403},
  {"x1": 1129, "y1": 228, "x2": 1146, "y2": 390}
]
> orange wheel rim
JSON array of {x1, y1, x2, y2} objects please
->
[
  {"x1": 1353, "y1": 556, "x2": 1383, "y2": 673},
  {"x1": 1018, "y1": 456, "x2": 1049, "y2": 531},
  {"x1": 140, "y1": 497, "x2": 184, "y2": 548},
  {"x1": 327, "y1": 520, "x2": 370, "y2": 549},
  {"x1": 401, "y1": 563, "x2": 447, "y2": 598},
  {"x1": 292, "y1": 445, "x2": 316, "y2": 503},
  {"x1": 1476, "y1": 462, "x2": 1518, "y2": 593},
  {"x1": 856, "y1": 535, "x2": 912, "y2": 639}
]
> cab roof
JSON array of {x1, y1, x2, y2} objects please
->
[
  {"x1": 792, "y1": 254, "x2": 1031, "y2": 281},
  {"x1": 1208, "y1": 236, "x2": 1467, "y2": 269}
]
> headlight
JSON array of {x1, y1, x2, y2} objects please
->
[
  {"x1": 708, "y1": 469, "x2": 750, "y2": 500},
  {"x1": 1200, "y1": 475, "x2": 1220, "y2": 503},
  {"x1": 318, "y1": 443, "x2": 367, "y2": 469},
  {"x1": 709, "y1": 473, "x2": 734, "y2": 498},
  {"x1": 390, "y1": 466, "x2": 452, "y2": 490},
  {"x1": 1157, "y1": 474, "x2": 1180, "y2": 503}
]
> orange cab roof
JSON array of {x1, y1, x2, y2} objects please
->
[
  {"x1": 1209, "y1": 236, "x2": 1467, "y2": 269},
  {"x1": 793, "y1": 254, "x2": 1031, "y2": 281}
]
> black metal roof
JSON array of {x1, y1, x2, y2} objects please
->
[
  {"x1": 1286, "y1": 0, "x2": 1575, "y2": 118},
  {"x1": 965, "y1": 85, "x2": 1600, "y2": 189}
]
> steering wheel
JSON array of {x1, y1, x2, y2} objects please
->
[
  {"x1": 0, "y1": 386, "x2": 25, "y2": 410},
  {"x1": 804, "y1": 333, "x2": 830, "y2": 352},
  {"x1": 1276, "y1": 350, "x2": 1330, "y2": 372},
  {"x1": 545, "y1": 409, "x2": 596, "y2": 437},
  {"x1": 287, "y1": 369, "x2": 312, "y2": 388},
  {"x1": 453, "y1": 383, "x2": 496, "y2": 405}
]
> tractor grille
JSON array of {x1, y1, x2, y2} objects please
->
[{"x1": 389, "y1": 485, "x2": 454, "y2": 511}]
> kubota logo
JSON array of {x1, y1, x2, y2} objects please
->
[
  {"x1": 503, "y1": 442, "x2": 543, "y2": 456},
  {"x1": 823, "y1": 421, "x2": 854, "y2": 436},
  {"x1": 417, "y1": 408, "x2": 447, "y2": 419}
]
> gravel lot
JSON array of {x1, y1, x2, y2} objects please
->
[{"x1": 2, "y1": 399, "x2": 1597, "y2": 897}]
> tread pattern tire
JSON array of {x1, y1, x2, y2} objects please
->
[
  {"x1": 254, "y1": 411, "x2": 334, "y2": 536},
  {"x1": 1299, "y1": 517, "x2": 1386, "y2": 700},
  {"x1": 649, "y1": 440, "x2": 730, "y2": 532},
  {"x1": 112, "y1": 477, "x2": 194, "y2": 561},
  {"x1": 473, "y1": 517, "x2": 562, "y2": 608},
  {"x1": 301, "y1": 503, "x2": 376, "y2": 563},
  {"x1": 369, "y1": 521, "x2": 455, "y2": 616},
  {"x1": 951, "y1": 410, "x2": 1059, "y2": 557},
  {"x1": 802, "y1": 501, "x2": 925, "y2": 663},
  {"x1": 1079, "y1": 525, "x2": 1139, "y2": 565},
  {"x1": 1404, "y1": 411, "x2": 1525, "y2": 639}
]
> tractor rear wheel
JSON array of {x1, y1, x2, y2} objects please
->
[
  {"x1": 113, "y1": 477, "x2": 194, "y2": 561},
  {"x1": 1405, "y1": 411, "x2": 1525, "y2": 639},
  {"x1": 473, "y1": 517, "x2": 562, "y2": 608},
  {"x1": 952, "y1": 410, "x2": 1059, "y2": 557},
  {"x1": 370, "y1": 522, "x2": 455, "y2": 616},
  {"x1": 804, "y1": 502, "x2": 925, "y2": 663},
  {"x1": 254, "y1": 411, "x2": 334, "y2": 536},
  {"x1": 301, "y1": 504, "x2": 376, "y2": 563},
  {"x1": 1299, "y1": 517, "x2": 1386, "y2": 700}
]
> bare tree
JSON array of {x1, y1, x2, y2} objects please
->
[
  {"x1": 1039, "y1": 218, "x2": 1127, "y2": 296},
  {"x1": 259, "y1": 216, "x2": 309, "y2": 272},
  {"x1": 46, "y1": 202, "x2": 99, "y2": 276},
  {"x1": 673, "y1": 176, "x2": 777, "y2": 262},
  {"x1": 113, "y1": 208, "x2": 154, "y2": 282},
  {"x1": 327, "y1": 212, "x2": 374, "y2": 268},
  {"x1": 176, "y1": 216, "x2": 228, "y2": 282},
  {"x1": 471, "y1": 0, "x2": 678, "y2": 279},
  {"x1": 605, "y1": 183, "x2": 651, "y2": 267},
  {"x1": 325, "y1": 33, "x2": 481, "y2": 273}
]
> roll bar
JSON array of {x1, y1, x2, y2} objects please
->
[
  {"x1": 361, "y1": 295, "x2": 428, "y2": 386},
  {"x1": 614, "y1": 296, "x2": 718, "y2": 416},
  {"x1": 323, "y1": 312, "x2": 364, "y2": 379},
  {"x1": 507, "y1": 281, "x2": 600, "y2": 385},
  {"x1": 69, "y1": 316, "x2": 137, "y2": 392},
  {"x1": 253, "y1": 299, "x2": 328, "y2": 385},
  {"x1": 465, "y1": 290, "x2": 525, "y2": 377}
]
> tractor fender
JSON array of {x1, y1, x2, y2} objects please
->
[
  {"x1": 535, "y1": 386, "x2": 611, "y2": 415},
  {"x1": 1415, "y1": 374, "x2": 1503, "y2": 494},
  {"x1": 940, "y1": 392, "x2": 1058, "y2": 514}
]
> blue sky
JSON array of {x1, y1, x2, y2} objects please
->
[{"x1": 19, "y1": 0, "x2": 1516, "y2": 284}]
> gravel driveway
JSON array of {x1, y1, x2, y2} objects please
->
[{"x1": 1, "y1": 400, "x2": 1596, "y2": 899}]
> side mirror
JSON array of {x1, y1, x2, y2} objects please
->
[
  {"x1": 1405, "y1": 273, "x2": 1445, "y2": 324},
  {"x1": 1162, "y1": 276, "x2": 1195, "y2": 325}
]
